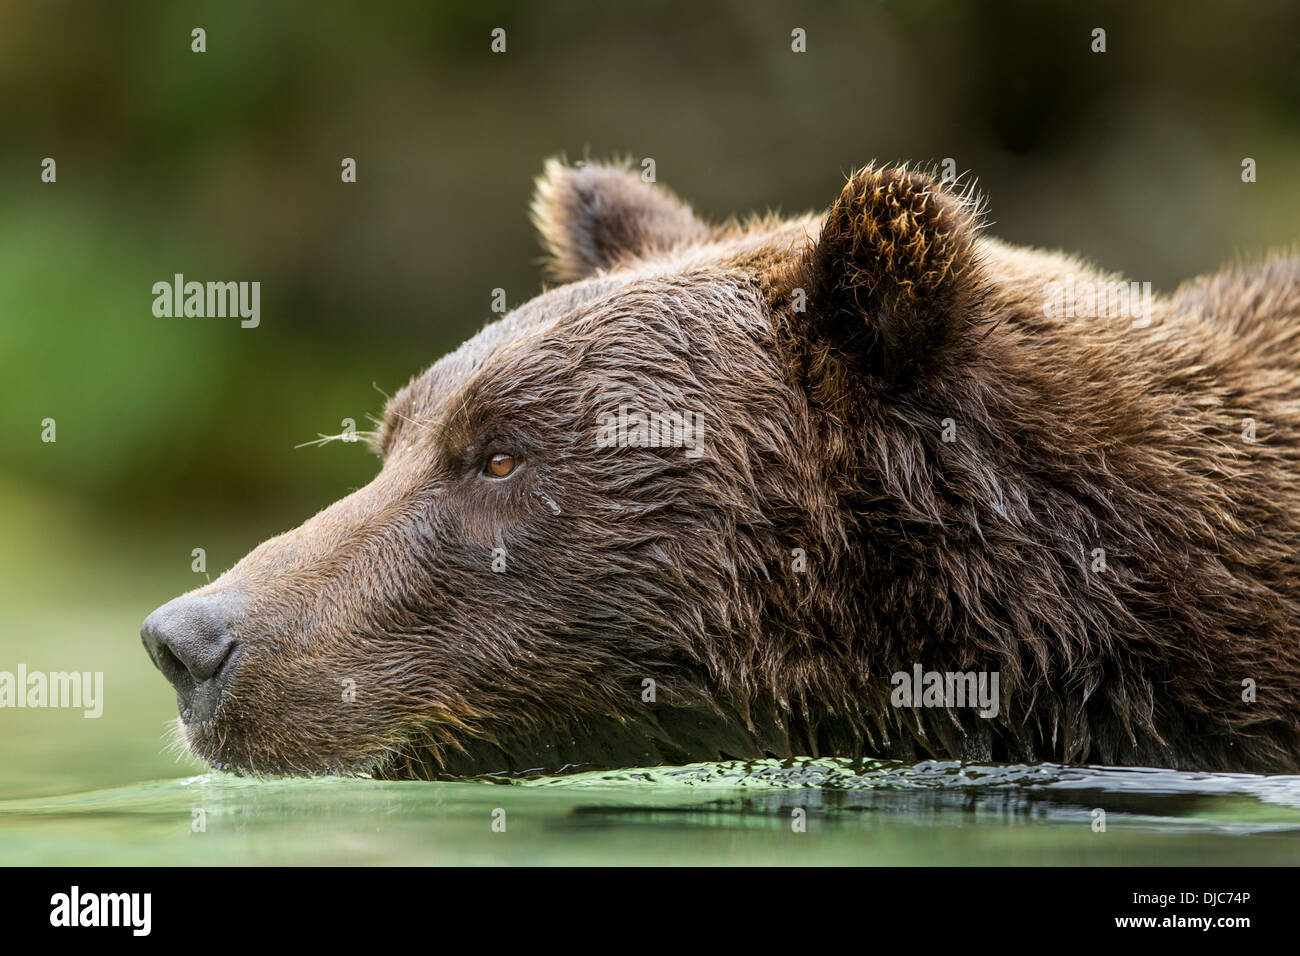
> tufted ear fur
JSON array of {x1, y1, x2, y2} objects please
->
[
  {"x1": 800, "y1": 164, "x2": 989, "y2": 380},
  {"x1": 531, "y1": 159, "x2": 710, "y2": 282}
]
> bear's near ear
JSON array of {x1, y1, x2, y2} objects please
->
[
  {"x1": 799, "y1": 164, "x2": 988, "y2": 380},
  {"x1": 531, "y1": 159, "x2": 710, "y2": 282}
]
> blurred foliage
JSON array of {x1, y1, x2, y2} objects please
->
[{"x1": 1, "y1": 0, "x2": 1298, "y2": 516}]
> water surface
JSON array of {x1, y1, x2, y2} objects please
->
[{"x1": 3, "y1": 759, "x2": 1298, "y2": 865}]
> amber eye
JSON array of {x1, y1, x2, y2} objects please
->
[{"x1": 486, "y1": 453, "x2": 517, "y2": 478}]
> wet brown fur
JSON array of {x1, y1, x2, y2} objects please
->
[{"x1": 171, "y1": 160, "x2": 1300, "y2": 777}]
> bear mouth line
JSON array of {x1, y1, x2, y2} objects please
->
[{"x1": 175, "y1": 700, "x2": 785, "y2": 780}]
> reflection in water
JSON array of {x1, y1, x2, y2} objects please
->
[{"x1": 530, "y1": 760, "x2": 1300, "y2": 834}]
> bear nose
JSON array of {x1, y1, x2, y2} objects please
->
[{"x1": 141, "y1": 593, "x2": 242, "y2": 725}]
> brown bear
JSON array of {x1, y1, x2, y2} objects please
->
[{"x1": 141, "y1": 160, "x2": 1300, "y2": 778}]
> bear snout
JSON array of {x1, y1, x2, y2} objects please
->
[{"x1": 140, "y1": 592, "x2": 243, "y2": 726}]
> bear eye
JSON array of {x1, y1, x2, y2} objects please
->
[{"x1": 485, "y1": 452, "x2": 517, "y2": 478}]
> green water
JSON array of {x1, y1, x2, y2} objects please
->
[
  {"x1": 3, "y1": 760, "x2": 1300, "y2": 865},
  {"x1": 2, "y1": 486, "x2": 1299, "y2": 865}
]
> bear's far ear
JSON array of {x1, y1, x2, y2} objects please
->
[
  {"x1": 798, "y1": 164, "x2": 988, "y2": 379},
  {"x1": 531, "y1": 159, "x2": 710, "y2": 282}
]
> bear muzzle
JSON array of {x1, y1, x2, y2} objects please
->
[{"x1": 140, "y1": 591, "x2": 244, "y2": 726}]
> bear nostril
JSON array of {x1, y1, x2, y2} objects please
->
[
  {"x1": 149, "y1": 640, "x2": 196, "y2": 696},
  {"x1": 140, "y1": 593, "x2": 242, "y2": 724}
]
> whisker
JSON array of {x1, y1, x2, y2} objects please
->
[{"x1": 295, "y1": 430, "x2": 379, "y2": 449}]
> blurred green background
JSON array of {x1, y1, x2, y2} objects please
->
[{"x1": 1, "y1": 0, "x2": 1297, "y2": 799}]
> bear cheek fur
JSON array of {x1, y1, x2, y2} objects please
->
[{"x1": 390, "y1": 278, "x2": 833, "y2": 775}]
